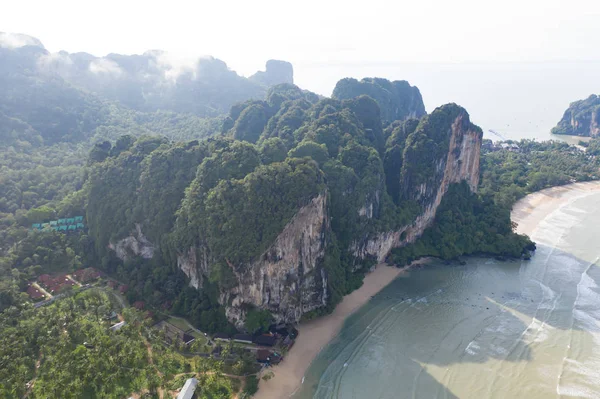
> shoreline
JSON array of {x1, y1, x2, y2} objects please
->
[
  {"x1": 511, "y1": 181, "x2": 600, "y2": 236},
  {"x1": 255, "y1": 180, "x2": 600, "y2": 399},
  {"x1": 254, "y1": 258, "x2": 431, "y2": 399}
]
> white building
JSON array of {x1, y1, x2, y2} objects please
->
[
  {"x1": 109, "y1": 321, "x2": 126, "y2": 332},
  {"x1": 177, "y1": 377, "x2": 198, "y2": 399}
]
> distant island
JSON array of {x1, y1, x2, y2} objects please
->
[{"x1": 552, "y1": 94, "x2": 600, "y2": 137}]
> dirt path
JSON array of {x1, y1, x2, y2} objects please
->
[
  {"x1": 23, "y1": 352, "x2": 43, "y2": 398},
  {"x1": 66, "y1": 274, "x2": 81, "y2": 287}
]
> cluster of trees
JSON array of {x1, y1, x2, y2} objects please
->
[
  {"x1": 0, "y1": 288, "x2": 235, "y2": 398},
  {"x1": 479, "y1": 139, "x2": 600, "y2": 209}
]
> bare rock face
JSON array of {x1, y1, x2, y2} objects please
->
[
  {"x1": 223, "y1": 193, "x2": 328, "y2": 328},
  {"x1": 108, "y1": 223, "x2": 155, "y2": 261},
  {"x1": 177, "y1": 193, "x2": 329, "y2": 328},
  {"x1": 352, "y1": 109, "x2": 482, "y2": 261}
]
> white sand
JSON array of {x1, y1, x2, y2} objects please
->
[
  {"x1": 255, "y1": 259, "x2": 430, "y2": 399},
  {"x1": 511, "y1": 181, "x2": 600, "y2": 236},
  {"x1": 256, "y1": 181, "x2": 600, "y2": 399}
]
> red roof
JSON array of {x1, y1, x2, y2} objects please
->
[
  {"x1": 27, "y1": 285, "x2": 45, "y2": 299},
  {"x1": 72, "y1": 268, "x2": 101, "y2": 283},
  {"x1": 133, "y1": 301, "x2": 145, "y2": 310},
  {"x1": 38, "y1": 274, "x2": 53, "y2": 284},
  {"x1": 107, "y1": 280, "x2": 117, "y2": 288},
  {"x1": 119, "y1": 285, "x2": 128, "y2": 293},
  {"x1": 40, "y1": 274, "x2": 76, "y2": 293}
]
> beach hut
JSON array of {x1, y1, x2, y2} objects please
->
[
  {"x1": 68, "y1": 225, "x2": 77, "y2": 231},
  {"x1": 50, "y1": 220, "x2": 58, "y2": 226},
  {"x1": 233, "y1": 334, "x2": 254, "y2": 344},
  {"x1": 76, "y1": 222, "x2": 85, "y2": 229},
  {"x1": 59, "y1": 225, "x2": 68, "y2": 231},
  {"x1": 66, "y1": 218, "x2": 75, "y2": 224},
  {"x1": 31, "y1": 223, "x2": 41, "y2": 229},
  {"x1": 74, "y1": 216, "x2": 84, "y2": 222}
]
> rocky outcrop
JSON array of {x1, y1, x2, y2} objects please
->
[
  {"x1": 249, "y1": 60, "x2": 294, "y2": 86},
  {"x1": 351, "y1": 107, "x2": 482, "y2": 261},
  {"x1": 177, "y1": 247, "x2": 201, "y2": 289},
  {"x1": 222, "y1": 193, "x2": 329, "y2": 328},
  {"x1": 108, "y1": 223, "x2": 155, "y2": 261},
  {"x1": 552, "y1": 94, "x2": 600, "y2": 137},
  {"x1": 332, "y1": 77, "x2": 426, "y2": 123}
]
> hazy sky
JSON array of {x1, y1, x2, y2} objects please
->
[
  {"x1": 2, "y1": 0, "x2": 599, "y2": 76},
  {"x1": 3, "y1": 0, "x2": 600, "y2": 139}
]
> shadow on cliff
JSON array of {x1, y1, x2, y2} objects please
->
[{"x1": 294, "y1": 243, "x2": 599, "y2": 398}]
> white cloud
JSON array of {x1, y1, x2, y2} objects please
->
[
  {"x1": 0, "y1": 32, "x2": 42, "y2": 49},
  {"x1": 146, "y1": 50, "x2": 200, "y2": 82},
  {"x1": 89, "y1": 58, "x2": 123, "y2": 76},
  {"x1": 37, "y1": 51, "x2": 73, "y2": 75}
]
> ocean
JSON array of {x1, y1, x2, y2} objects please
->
[{"x1": 294, "y1": 189, "x2": 600, "y2": 398}]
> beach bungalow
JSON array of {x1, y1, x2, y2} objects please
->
[
  {"x1": 59, "y1": 225, "x2": 68, "y2": 231},
  {"x1": 154, "y1": 321, "x2": 195, "y2": 346},
  {"x1": 66, "y1": 218, "x2": 75, "y2": 224},
  {"x1": 50, "y1": 220, "x2": 58, "y2": 226},
  {"x1": 256, "y1": 349, "x2": 282, "y2": 365},
  {"x1": 38, "y1": 274, "x2": 53, "y2": 286},
  {"x1": 76, "y1": 222, "x2": 85, "y2": 229},
  {"x1": 254, "y1": 334, "x2": 277, "y2": 347},
  {"x1": 67, "y1": 224, "x2": 77, "y2": 231},
  {"x1": 58, "y1": 218, "x2": 66, "y2": 225},
  {"x1": 233, "y1": 334, "x2": 254, "y2": 344},
  {"x1": 176, "y1": 378, "x2": 198, "y2": 399},
  {"x1": 213, "y1": 333, "x2": 231, "y2": 342},
  {"x1": 74, "y1": 216, "x2": 84, "y2": 222},
  {"x1": 26, "y1": 285, "x2": 45, "y2": 301}
]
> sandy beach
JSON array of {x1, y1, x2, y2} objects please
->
[
  {"x1": 255, "y1": 258, "x2": 430, "y2": 399},
  {"x1": 256, "y1": 181, "x2": 600, "y2": 399},
  {"x1": 511, "y1": 181, "x2": 600, "y2": 236}
]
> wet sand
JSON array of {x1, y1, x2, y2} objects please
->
[{"x1": 255, "y1": 259, "x2": 431, "y2": 399}]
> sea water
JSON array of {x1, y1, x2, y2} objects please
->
[{"x1": 295, "y1": 191, "x2": 600, "y2": 398}]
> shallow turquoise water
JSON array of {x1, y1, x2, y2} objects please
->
[{"x1": 295, "y1": 191, "x2": 600, "y2": 399}]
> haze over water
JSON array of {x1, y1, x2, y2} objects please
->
[{"x1": 295, "y1": 189, "x2": 600, "y2": 398}]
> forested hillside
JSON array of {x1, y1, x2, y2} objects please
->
[{"x1": 0, "y1": 32, "x2": 552, "y2": 343}]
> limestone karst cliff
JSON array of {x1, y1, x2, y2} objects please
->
[
  {"x1": 351, "y1": 105, "x2": 482, "y2": 261},
  {"x1": 553, "y1": 94, "x2": 600, "y2": 137},
  {"x1": 82, "y1": 81, "x2": 521, "y2": 331}
]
